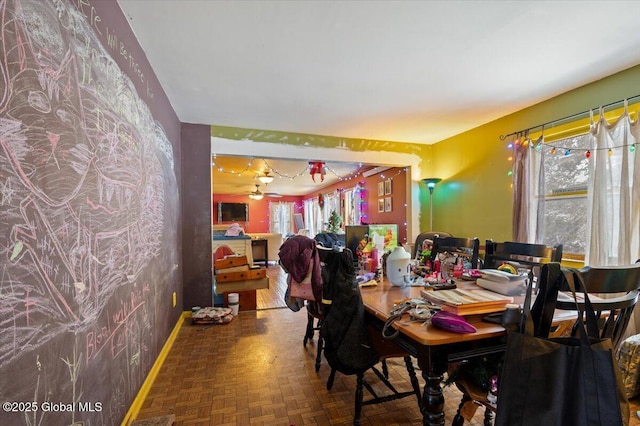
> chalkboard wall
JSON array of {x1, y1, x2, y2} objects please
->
[{"x1": 0, "y1": 0, "x2": 182, "y2": 424}]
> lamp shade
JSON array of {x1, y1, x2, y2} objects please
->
[
  {"x1": 421, "y1": 177, "x2": 442, "y2": 189},
  {"x1": 258, "y1": 172, "x2": 274, "y2": 184}
]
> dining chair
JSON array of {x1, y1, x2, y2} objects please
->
[
  {"x1": 430, "y1": 235, "x2": 480, "y2": 269},
  {"x1": 452, "y1": 261, "x2": 640, "y2": 426},
  {"x1": 319, "y1": 246, "x2": 422, "y2": 425},
  {"x1": 534, "y1": 261, "x2": 640, "y2": 349},
  {"x1": 303, "y1": 300, "x2": 326, "y2": 372},
  {"x1": 450, "y1": 240, "x2": 562, "y2": 426},
  {"x1": 412, "y1": 231, "x2": 452, "y2": 259},
  {"x1": 484, "y1": 239, "x2": 564, "y2": 271}
]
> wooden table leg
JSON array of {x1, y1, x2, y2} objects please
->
[{"x1": 417, "y1": 347, "x2": 446, "y2": 426}]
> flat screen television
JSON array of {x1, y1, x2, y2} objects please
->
[{"x1": 217, "y1": 202, "x2": 249, "y2": 223}]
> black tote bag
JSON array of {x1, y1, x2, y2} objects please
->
[{"x1": 495, "y1": 265, "x2": 629, "y2": 426}]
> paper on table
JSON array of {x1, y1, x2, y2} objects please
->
[
  {"x1": 479, "y1": 269, "x2": 528, "y2": 282},
  {"x1": 476, "y1": 278, "x2": 527, "y2": 296}
]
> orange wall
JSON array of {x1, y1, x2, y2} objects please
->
[
  {"x1": 212, "y1": 194, "x2": 304, "y2": 233},
  {"x1": 212, "y1": 167, "x2": 408, "y2": 242}
]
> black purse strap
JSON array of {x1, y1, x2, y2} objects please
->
[
  {"x1": 522, "y1": 263, "x2": 599, "y2": 342},
  {"x1": 525, "y1": 262, "x2": 562, "y2": 337},
  {"x1": 560, "y1": 267, "x2": 600, "y2": 342}
]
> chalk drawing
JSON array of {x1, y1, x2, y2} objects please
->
[{"x1": 0, "y1": 0, "x2": 178, "y2": 424}]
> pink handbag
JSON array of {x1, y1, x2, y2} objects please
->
[{"x1": 288, "y1": 262, "x2": 315, "y2": 301}]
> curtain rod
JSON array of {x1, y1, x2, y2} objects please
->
[{"x1": 499, "y1": 93, "x2": 640, "y2": 141}]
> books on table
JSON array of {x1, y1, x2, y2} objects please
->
[{"x1": 420, "y1": 288, "x2": 513, "y2": 315}]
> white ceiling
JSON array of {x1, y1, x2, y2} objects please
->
[
  {"x1": 117, "y1": 0, "x2": 640, "y2": 195},
  {"x1": 211, "y1": 156, "x2": 372, "y2": 197}
]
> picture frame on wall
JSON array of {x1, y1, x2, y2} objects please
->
[
  {"x1": 378, "y1": 198, "x2": 385, "y2": 213},
  {"x1": 385, "y1": 197, "x2": 392, "y2": 212},
  {"x1": 378, "y1": 182, "x2": 384, "y2": 197},
  {"x1": 384, "y1": 179, "x2": 392, "y2": 195}
]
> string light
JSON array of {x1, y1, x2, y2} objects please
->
[
  {"x1": 211, "y1": 156, "x2": 368, "y2": 181},
  {"x1": 512, "y1": 140, "x2": 637, "y2": 158}
]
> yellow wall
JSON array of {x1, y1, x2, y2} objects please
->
[{"x1": 426, "y1": 64, "x2": 640, "y2": 245}]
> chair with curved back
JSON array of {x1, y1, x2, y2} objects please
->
[
  {"x1": 534, "y1": 261, "x2": 640, "y2": 349},
  {"x1": 412, "y1": 231, "x2": 452, "y2": 259},
  {"x1": 450, "y1": 240, "x2": 563, "y2": 426},
  {"x1": 430, "y1": 235, "x2": 480, "y2": 269},
  {"x1": 452, "y1": 261, "x2": 640, "y2": 426},
  {"x1": 484, "y1": 239, "x2": 563, "y2": 275}
]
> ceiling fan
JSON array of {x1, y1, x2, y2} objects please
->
[{"x1": 247, "y1": 185, "x2": 282, "y2": 199}]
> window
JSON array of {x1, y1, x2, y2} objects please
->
[
  {"x1": 541, "y1": 134, "x2": 590, "y2": 255},
  {"x1": 343, "y1": 186, "x2": 362, "y2": 226},
  {"x1": 269, "y1": 202, "x2": 294, "y2": 237}
]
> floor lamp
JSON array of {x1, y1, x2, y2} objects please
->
[{"x1": 421, "y1": 178, "x2": 442, "y2": 231}]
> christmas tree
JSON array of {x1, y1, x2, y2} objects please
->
[{"x1": 326, "y1": 210, "x2": 343, "y2": 233}]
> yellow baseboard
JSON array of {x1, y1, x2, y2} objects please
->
[{"x1": 121, "y1": 311, "x2": 189, "y2": 425}]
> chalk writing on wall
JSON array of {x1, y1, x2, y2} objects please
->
[{"x1": 0, "y1": 0, "x2": 178, "y2": 424}]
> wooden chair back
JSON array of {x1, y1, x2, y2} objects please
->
[
  {"x1": 430, "y1": 236, "x2": 480, "y2": 269},
  {"x1": 412, "y1": 231, "x2": 452, "y2": 259},
  {"x1": 535, "y1": 262, "x2": 640, "y2": 348},
  {"x1": 484, "y1": 240, "x2": 563, "y2": 270}
]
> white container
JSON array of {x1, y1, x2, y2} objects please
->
[
  {"x1": 228, "y1": 293, "x2": 240, "y2": 315},
  {"x1": 386, "y1": 246, "x2": 411, "y2": 287}
]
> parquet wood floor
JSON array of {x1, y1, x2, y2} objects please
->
[
  {"x1": 138, "y1": 263, "x2": 640, "y2": 425},
  {"x1": 136, "y1": 306, "x2": 491, "y2": 426},
  {"x1": 256, "y1": 265, "x2": 288, "y2": 310}
]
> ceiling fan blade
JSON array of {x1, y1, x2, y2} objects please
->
[{"x1": 264, "y1": 193, "x2": 282, "y2": 198}]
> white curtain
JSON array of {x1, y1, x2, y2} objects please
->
[
  {"x1": 586, "y1": 106, "x2": 640, "y2": 266},
  {"x1": 516, "y1": 105, "x2": 640, "y2": 337},
  {"x1": 514, "y1": 106, "x2": 639, "y2": 261},
  {"x1": 269, "y1": 202, "x2": 295, "y2": 237},
  {"x1": 586, "y1": 106, "x2": 640, "y2": 338},
  {"x1": 303, "y1": 198, "x2": 320, "y2": 237},
  {"x1": 343, "y1": 185, "x2": 362, "y2": 226},
  {"x1": 512, "y1": 134, "x2": 545, "y2": 243}
]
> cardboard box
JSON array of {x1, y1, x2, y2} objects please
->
[{"x1": 214, "y1": 255, "x2": 248, "y2": 270}]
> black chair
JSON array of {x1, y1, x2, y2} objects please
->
[
  {"x1": 319, "y1": 247, "x2": 422, "y2": 425},
  {"x1": 535, "y1": 262, "x2": 640, "y2": 349},
  {"x1": 450, "y1": 240, "x2": 562, "y2": 426},
  {"x1": 303, "y1": 301, "x2": 325, "y2": 372},
  {"x1": 484, "y1": 239, "x2": 563, "y2": 271},
  {"x1": 430, "y1": 236, "x2": 480, "y2": 269},
  {"x1": 452, "y1": 262, "x2": 640, "y2": 426},
  {"x1": 412, "y1": 231, "x2": 452, "y2": 259}
]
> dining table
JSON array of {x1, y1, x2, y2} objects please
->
[{"x1": 360, "y1": 278, "x2": 509, "y2": 426}]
